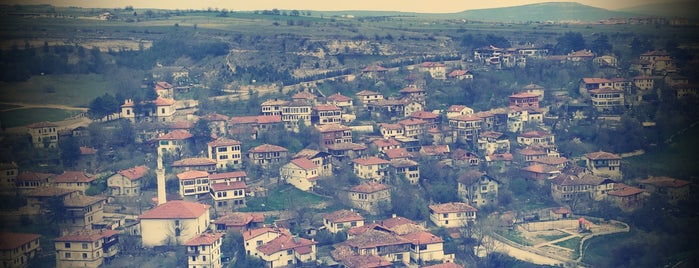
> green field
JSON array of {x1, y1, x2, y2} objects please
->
[
  {"x1": 241, "y1": 184, "x2": 329, "y2": 212},
  {"x1": 0, "y1": 74, "x2": 109, "y2": 107},
  {"x1": 623, "y1": 123, "x2": 699, "y2": 180},
  {"x1": 0, "y1": 108, "x2": 82, "y2": 128}
]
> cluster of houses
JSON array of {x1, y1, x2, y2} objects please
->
[{"x1": 1, "y1": 44, "x2": 695, "y2": 267}]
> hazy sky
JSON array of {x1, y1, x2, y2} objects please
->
[{"x1": 9, "y1": 0, "x2": 675, "y2": 13}]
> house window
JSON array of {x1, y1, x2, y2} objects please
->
[
  {"x1": 82, "y1": 243, "x2": 88, "y2": 249},
  {"x1": 64, "y1": 243, "x2": 70, "y2": 248},
  {"x1": 287, "y1": 249, "x2": 293, "y2": 255},
  {"x1": 82, "y1": 253, "x2": 88, "y2": 259},
  {"x1": 65, "y1": 253, "x2": 71, "y2": 258},
  {"x1": 175, "y1": 228, "x2": 181, "y2": 237}
]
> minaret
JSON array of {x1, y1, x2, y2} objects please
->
[{"x1": 156, "y1": 152, "x2": 167, "y2": 205}]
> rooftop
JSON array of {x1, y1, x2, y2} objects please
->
[
  {"x1": 428, "y1": 202, "x2": 477, "y2": 213},
  {"x1": 183, "y1": 232, "x2": 224, "y2": 246},
  {"x1": 350, "y1": 182, "x2": 390, "y2": 193},
  {"x1": 55, "y1": 170, "x2": 95, "y2": 183},
  {"x1": 140, "y1": 200, "x2": 210, "y2": 219},
  {"x1": 117, "y1": 165, "x2": 149, "y2": 181},
  {"x1": 324, "y1": 209, "x2": 364, "y2": 223},
  {"x1": 0, "y1": 232, "x2": 41, "y2": 250}
]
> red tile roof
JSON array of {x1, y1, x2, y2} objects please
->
[
  {"x1": 157, "y1": 129, "x2": 193, "y2": 140},
  {"x1": 509, "y1": 92, "x2": 539, "y2": 98},
  {"x1": 177, "y1": 170, "x2": 209, "y2": 181},
  {"x1": 26, "y1": 121, "x2": 58, "y2": 128},
  {"x1": 486, "y1": 153, "x2": 514, "y2": 161},
  {"x1": 256, "y1": 115, "x2": 282, "y2": 124},
  {"x1": 378, "y1": 123, "x2": 402, "y2": 130},
  {"x1": 550, "y1": 173, "x2": 607, "y2": 186},
  {"x1": 637, "y1": 176, "x2": 691, "y2": 188},
  {"x1": 429, "y1": 202, "x2": 477, "y2": 213},
  {"x1": 389, "y1": 159, "x2": 418, "y2": 168},
  {"x1": 362, "y1": 65, "x2": 387, "y2": 72},
  {"x1": 327, "y1": 93, "x2": 353, "y2": 102},
  {"x1": 410, "y1": 110, "x2": 438, "y2": 120},
  {"x1": 183, "y1": 232, "x2": 224, "y2": 246},
  {"x1": 399, "y1": 87, "x2": 425, "y2": 93},
  {"x1": 532, "y1": 156, "x2": 568, "y2": 165},
  {"x1": 209, "y1": 171, "x2": 246, "y2": 181},
  {"x1": 372, "y1": 138, "x2": 400, "y2": 148},
  {"x1": 258, "y1": 233, "x2": 316, "y2": 256},
  {"x1": 324, "y1": 209, "x2": 364, "y2": 223},
  {"x1": 401, "y1": 230, "x2": 443, "y2": 245},
  {"x1": 79, "y1": 147, "x2": 98, "y2": 155},
  {"x1": 172, "y1": 158, "x2": 216, "y2": 167},
  {"x1": 118, "y1": 165, "x2": 149, "y2": 181},
  {"x1": 381, "y1": 216, "x2": 416, "y2": 229},
  {"x1": 383, "y1": 148, "x2": 411, "y2": 159},
  {"x1": 26, "y1": 186, "x2": 77, "y2": 197},
  {"x1": 0, "y1": 232, "x2": 41, "y2": 250},
  {"x1": 200, "y1": 113, "x2": 229, "y2": 121},
  {"x1": 326, "y1": 142, "x2": 367, "y2": 151},
  {"x1": 289, "y1": 157, "x2": 318, "y2": 170},
  {"x1": 18, "y1": 171, "x2": 53, "y2": 182},
  {"x1": 155, "y1": 81, "x2": 173, "y2": 90},
  {"x1": 608, "y1": 183, "x2": 644, "y2": 197},
  {"x1": 447, "y1": 105, "x2": 470, "y2": 112},
  {"x1": 248, "y1": 144, "x2": 288, "y2": 153},
  {"x1": 210, "y1": 181, "x2": 246, "y2": 191},
  {"x1": 292, "y1": 91, "x2": 316, "y2": 100},
  {"x1": 582, "y1": 78, "x2": 612, "y2": 84},
  {"x1": 56, "y1": 229, "x2": 118, "y2": 242},
  {"x1": 480, "y1": 131, "x2": 504, "y2": 139},
  {"x1": 207, "y1": 137, "x2": 241, "y2": 147},
  {"x1": 313, "y1": 104, "x2": 341, "y2": 111},
  {"x1": 316, "y1": 124, "x2": 350, "y2": 133},
  {"x1": 589, "y1": 87, "x2": 623, "y2": 94},
  {"x1": 55, "y1": 170, "x2": 95, "y2": 183},
  {"x1": 344, "y1": 229, "x2": 410, "y2": 249},
  {"x1": 551, "y1": 207, "x2": 572, "y2": 215},
  {"x1": 64, "y1": 195, "x2": 105, "y2": 207},
  {"x1": 352, "y1": 156, "x2": 389, "y2": 166},
  {"x1": 398, "y1": 118, "x2": 426, "y2": 126},
  {"x1": 214, "y1": 212, "x2": 264, "y2": 227},
  {"x1": 356, "y1": 90, "x2": 381, "y2": 96},
  {"x1": 140, "y1": 200, "x2": 209, "y2": 219},
  {"x1": 242, "y1": 227, "x2": 287, "y2": 241},
  {"x1": 450, "y1": 114, "x2": 482, "y2": 122},
  {"x1": 350, "y1": 182, "x2": 389, "y2": 193},
  {"x1": 448, "y1": 70, "x2": 470, "y2": 77},
  {"x1": 585, "y1": 151, "x2": 621, "y2": 160},
  {"x1": 261, "y1": 99, "x2": 289, "y2": 106},
  {"x1": 152, "y1": 97, "x2": 176, "y2": 106},
  {"x1": 519, "y1": 131, "x2": 552, "y2": 138}
]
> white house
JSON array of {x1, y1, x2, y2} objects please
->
[
  {"x1": 183, "y1": 232, "x2": 224, "y2": 268},
  {"x1": 139, "y1": 200, "x2": 210, "y2": 247},
  {"x1": 322, "y1": 209, "x2": 365, "y2": 233},
  {"x1": 280, "y1": 158, "x2": 319, "y2": 191},
  {"x1": 428, "y1": 202, "x2": 477, "y2": 228}
]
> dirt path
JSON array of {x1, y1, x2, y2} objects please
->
[
  {"x1": 0, "y1": 101, "x2": 89, "y2": 112},
  {"x1": 488, "y1": 236, "x2": 564, "y2": 266}
]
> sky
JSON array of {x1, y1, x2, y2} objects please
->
[{"x1": 8, "y1": 0, "x2": 675, "y2": 13}]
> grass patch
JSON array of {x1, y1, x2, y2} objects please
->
[
  {"x1": 555, "y1": 236, "x2": 581, "y2": 250},
  {"x1": 0, "y1": 74, "x2": 109, "y2": 107},
  {"x1": 0, "y1": 108, "x2": 82, "y2": 128},
  {"x1": 623, "y1": 124, "x2": 699, "y2": 180},
  {"x1": 535, "y1": 233, "x2": 568, "y2": 241},
  {"x1": 240, "y1": 184, "x2": 328, "y2": 212},
  {"x1": 581, "y1": 230, "x2": 636, "y2": 266},
  {"x1": 497, "y1": 229, "x2": 531, "y2": 246}
]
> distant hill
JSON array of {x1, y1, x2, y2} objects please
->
[
  {"x1": 618, "y1": 1, "x2": 699, "y2": 19},
  {"x1": 449, "y1": 2, "x2": 638, "y2": 22},
  {"x1": 319, "y1": 2, "x2": 670, "y2": 23}
]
